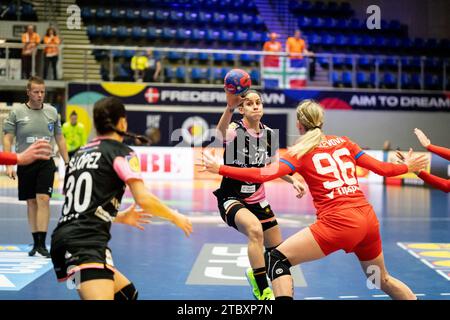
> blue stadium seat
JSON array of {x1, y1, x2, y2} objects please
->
[
  {"x1": 383, "y1": 73, "x2": 397, "y2": 88},
  {"x1": 400, "y1": 73, "x2": 411, "y2": 89},
  {"x1": 198, "y1": 52, "x2": 209, "y2": 62},
  {"x1": 165, "y1": 67, "x2": 176, "y2": 81},
  {"x1": 212, "y1": 67, "x2": 224, "y2": 81},
  {"x1": 356, "y1": 72, "x2": 368, "y2": 87},
  {"x1": 234, "y1": 31, "x2": 248, "y2": 44},
  {"x1": 206, "y1": 29, "x2": 220, "y2": 42},
  {"x1": 213, "y1": 12, "x2": 226, "y2": 24},
  {"x1": 116, "y1": 26, "x2": 129, "y2": 39},
  {"x1": 81, "y1": 7, "x2": 93, "y2": 20},
  {"x1": 126, "y1": 9, "x2": 139, "y2": 20},
  {"x1": 156, "y1": 10, "x2": 170, "y2": 22},
  {"x1": 342, "y1": 71, "x2": 353, "y2": 87},
  {"x1": 212, "y1": 53, "x2": 226, "y2": 63},
  {"x1": 349, "y1": 18, "x2": 361, "y2": 30},
  {"x1": 249, "y1": 69, "x2": 260, "y2": 84},
  {"x1": 332, "y1": 56, "x2": 345, "y2": 69},
  {"x1": 162, "y1": 27, "x2": 176, "y2": 40},
  {"x1": 334, "y1": 35, "x2": 348, "y2": 47},
  {"x1": 191, "y1": 67, "x2": 210, "y2": 81},
  {"x1": 298, "y1": 16, "x2": 312, "y2": 29},
  {"x1": 241, "y1": 14, "x2": 253, "y2": 26},
  {"x1": 87, "y1": 25, "x2": 98, "y2": 38},
  {"x1": 140, "y1": 9, "x2": 155, "y2": 21},
  {"x1": 225, "y1": 54, "x2": 236, "y2": 64},
  {"x1": 168, "y1": 51, "x2": 184, "y2": 61},
  {"x1": 191, "y1": 28, "x2": 206, "y2": 41},
  {"x1": 219, "y1": 30, "x2": 234, "y2": 42},
  {"x1": 123, "y1": 50, "x2": 135, "y2": 59},
  {"x1": 226, "y1": 13, "x2": 239, "y2": 26},
  {"x1": 424, "y1": 74, "x2": 440, "y2": 90},
  {"x1": 131, "y1": 26, "x2": 143, "y2": 39},
  {"x1": 96, "y1": 8, "x2": 108, "y2": 20},
  {"x1": 198, "y1": 11, "x2": 212, "y2": 24},
  {"x1": 111, "y1": 8, "x2": 125, "y2": 20},
  {"x1": 331, "y1": 71, "x2": 340, "y2": 87},
  {"x1": 170, "y1": 10, "x2": 184, "y2": 22},
  {"x1": 176, "y1": 66, "x2": 186, "y2": 81},
  {"x1": 335, "y1": 19, "x2": 348, "y2": 29},
  {"x1": 147, "y1": 27, "x2": 160, "y2": 40},
  {"x1": 102, "y1": 25, "x2": 113, "y2": 38},
  {"x1": 176, "y1": 28, "x2": 191, "y2": 40},
  {"x1": 357, "y1": 56, "x2": 371, "y2": 69},
  {"x1": 348, "y1": 35, "x2": 361, "y2": 47},
  {"x1": 369, "y1": 72, "x2": 378, "y2": 87},
  {"x1": 410, "y1": 73, "x2": 421, "y2": 89},
  {"x1": 248, "y1": 31, "x2": 262, "y2": 43}
]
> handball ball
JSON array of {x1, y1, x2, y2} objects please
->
[{"x1": 224, "y1": 69, "x2": 251, "y2": 95}]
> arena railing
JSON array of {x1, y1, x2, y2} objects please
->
[{"x1": 0, "y1": 43, "x2": 448, "y2": 91}]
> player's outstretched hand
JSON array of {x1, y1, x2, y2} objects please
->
[
  {"x1": 196, "y1": 150, "x2": 221, "y2": 174},
  {"x1": 116, "y1": 203, "x2": 152, "y2": 230},
  {"x1": 403, "y1": 148, "x2": 428, "y2": 173},
  {"x1": 173, "y1": 211, "x2": 193, "y2": 237},
  {"x1": 414, "y1": 128, "x2": 431, "y2": 148},
  {"x1": 17, "y1": 140, "x2": 52, "y2": 165},
  {"x1": 292, "y1": 179, "x2": 307, "y2": 198}
]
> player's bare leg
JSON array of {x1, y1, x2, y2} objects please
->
[
  {"x1": 359, "y1": 252, "x2": 416, "y2": 300},
  {"x1": 78, "y1": 279, "x2": 114, "y2": 300}
]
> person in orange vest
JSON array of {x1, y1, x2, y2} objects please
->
[
  {"x1": 21, "y1": 25, "x2": 41, "y2": 79},
  {"x1": 262, "y1": 32, "x2": 282, "y2": 67},
  {"x1": 43, "y1": 27, "x2": 61, "y2": 80},
  {"x1": 286, "y1": 29, "x2": 315, "y2": 80}
]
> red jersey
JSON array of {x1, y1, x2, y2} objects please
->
[
  {"x1": 281, "y1": 136, "x2": 368, "y2": 213},
  {"x1": 219, "y1": 135, "x2": 408, "y2": 216}
]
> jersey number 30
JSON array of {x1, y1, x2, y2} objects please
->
[
  {"x1": 62, "y1": 172, "x2": 93, "y2": 215},
  {"x1": 312, "y1": 148, "x2": 357, "y2": 189}
]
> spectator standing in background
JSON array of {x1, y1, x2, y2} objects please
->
[
  {"x1": 43, "y1": 27, "x2": 61, "y2": 80},
  {"x1": 286, "y1": 29, "x2": 315, "y2": 80},
  {"x1": 21, "y1": 25, "x2": 41, "y2": 79},
  {"x1": 263, "y1": 32, "x2": 282, "y2": 66}
]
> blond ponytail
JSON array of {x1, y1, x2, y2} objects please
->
[{"x1": 288, "y1": 100, "x2": 325, "y2": 159}]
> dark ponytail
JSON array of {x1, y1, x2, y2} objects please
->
[{"x1": 93, "y1": 97, "x2": 150, "y2": 144}]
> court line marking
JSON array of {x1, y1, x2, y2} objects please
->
[
  {"x1": 372, "y1": 294, "x2": 389, "y2": 298},
  {"x1": 304, "y1": 297, "x2": 324, "y2": 300},
  {"x1": 339, "y1": 296, "x2": 359, "y2": 299},
  {"x1": 408, "y1": 250, "x2": 420, "y2": 259}
]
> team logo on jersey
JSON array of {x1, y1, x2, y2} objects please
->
[
  {"x1": 48, "y1": 122, "x2": 54, "y2": 133},
  {"x1": 126, "y1": 154, "x2": 141, "y2": 173}
]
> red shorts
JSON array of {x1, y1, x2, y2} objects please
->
[{"x1": 309, "y1": 205, "x2": 382, "y2": 261}]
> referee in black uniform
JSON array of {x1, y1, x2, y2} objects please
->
[{"x1": 3, "y1": 76, "x2": 69, "y2": 257}]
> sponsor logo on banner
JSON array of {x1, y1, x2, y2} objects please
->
[
  {"x1": 132, "y1": 147, "x2": 193, "y2": 180},
  {"x1": 144, "y1": 87, "x2": 160, "y2": 103},
  {"x1": 181, "y1": 116, "x2": 210, "y2": 146}
]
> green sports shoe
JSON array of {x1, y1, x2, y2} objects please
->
[{"x1": 245, "y1": 268, "x2": 274, "y2": 300}]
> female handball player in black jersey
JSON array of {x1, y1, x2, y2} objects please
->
[
  {"x1": 214, "y1": 90, "x2": 306, "y2": 300},
  {"x1": 51, "y1": 97, "x2": 192, "y2": 300}
]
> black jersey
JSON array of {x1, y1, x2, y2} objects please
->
[
  {"x1": 51, "y1": 138, "x2": 138, "y2": 248},
  {"x1": 218, "y1": 120, "x2": 278, "y2": 200}
]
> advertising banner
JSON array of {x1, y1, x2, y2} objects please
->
[{"x1": 68, "y1": 82, "x2": 450, "y2": 111}]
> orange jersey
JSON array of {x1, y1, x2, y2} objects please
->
[
  {"x1": 263, "y1": 40, "x2": 282, "y2": 52},
  {"x1": 281, "y1": 136, "x2": 368, "y2": 214},
  {"x1": 286, "y1": 37, "x2": 305, "y2": 58},
  {"x1": 44, "y1": 35, "x2": 60, "y2": 56}
]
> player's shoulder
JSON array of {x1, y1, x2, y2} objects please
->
[{"x1": 43, "y1": 103, "x2": 57, "y2": 112}]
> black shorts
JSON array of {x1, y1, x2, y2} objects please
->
[
  {"x1": 17, "y1": 159, "x2": 56, "y2": 200},
  {"x1": 213, "y1": 190, "x2": 278, "y2": 232},
  {"x1": 50, "y1": 243, "x2": 115, "y2": 283}
]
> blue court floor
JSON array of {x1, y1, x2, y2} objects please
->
[{"x1": 0, "y1": 179, "x2": 448, "y2": 300}]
